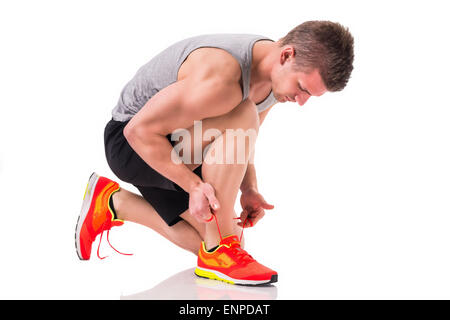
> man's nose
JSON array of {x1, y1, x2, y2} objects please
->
[{"x1": 295, "y1": 93, "x2": 310, "y2": 106}]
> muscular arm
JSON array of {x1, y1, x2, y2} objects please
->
[{"x1": 124, "y1": 62, "x2": 243, "y2": 193}]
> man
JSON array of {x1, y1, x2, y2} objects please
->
[{"x1": 75, "y1": 20, "x2": 354, "y2": 285}]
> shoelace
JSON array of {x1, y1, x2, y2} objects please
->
[
  {"x1": 96, "y1": 213, "x2": 248, "y2": 259},
  {"x1": 205, "y1": 214, "x2": 249, "y2": 244},
  {"x1": 97, "y1": 222, "x2": 133, "y2": 260},
  {"x1": 206, "y1": 214, "x2": 255, "y2": 264},
  {"x1": 230, "y1": 246, "x2": 255, "y2": 264}
]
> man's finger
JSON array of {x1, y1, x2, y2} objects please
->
[
  {"x1": 193, "y1": 207, "x2": 213, "y2": 224},
  {"x1": 262, "y1": 202, "x2": 274, "y2": 210},
  {"x1": 251, "y1": 211, "x2": 265, "y2": 225},
  {"x1": 204, "y1": 213, "x2": 214, "y2": 223},
  {"x1": 237, "y1": 213, "x2": 258, "y2": 228},
  {"x1": 237, "y1": 211, "x2": 248, "y2": 226},
  {"x1": 239, "y1": 209, "x2": 249, "y2": 219},
  {"x1": 237, "y1": 219, "x2": 252, "y2": 228},
  {"x1": 203, "y1": 183, "x2": 221, "y2": 210},
  {"x1": 259, "y1": 197, "x2": 274, "y2": 210},
  {"x1": 239, "y1": 218, "x2": 254, "y2": 228}
]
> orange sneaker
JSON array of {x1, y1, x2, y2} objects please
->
[
  {"x1": 195, "y1": 235, "x2": 277, "y2": 286},
  {"x1": 75, "y1": 173, "x2": 130, "y2": 260}
]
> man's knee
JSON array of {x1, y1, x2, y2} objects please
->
[{"x1": 231, "y1": 99, "x2": 260, "y2": 133}]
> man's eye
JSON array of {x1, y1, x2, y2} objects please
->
[{"x1": 298, "y1": 85, "x2": 310, "y2": 96}]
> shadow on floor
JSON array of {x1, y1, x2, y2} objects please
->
[{"x1": 121, "y1": 268, "x2": 278, "y2": 300}]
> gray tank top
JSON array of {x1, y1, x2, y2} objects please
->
[{"x1": 111, "y1": 34, "x2": 276, "y2": 122}]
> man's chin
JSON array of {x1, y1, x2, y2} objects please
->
[{"x1": 274, "y1": 93, "x2": 286, "y2": 103}]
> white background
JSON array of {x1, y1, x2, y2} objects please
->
[{"x1": 0, "y1": 0, "x2": 449, "y2": 299}]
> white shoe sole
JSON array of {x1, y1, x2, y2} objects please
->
[
  {"x1": 194, "y1": 266, "x2": 277, "y2": 286},
  {"x1": 75, "y1": 172, "x2": 100, "y2": 260}
]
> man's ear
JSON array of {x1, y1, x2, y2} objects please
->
[{"x1": 280, "y1": 46, "x2": 295, "y2": 65}]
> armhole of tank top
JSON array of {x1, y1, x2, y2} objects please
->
[{"x1": 249, "y1": 37, "x2": 275, "y2": 106}]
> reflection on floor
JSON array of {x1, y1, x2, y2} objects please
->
[{"x1": 121, "y1": 268, "x2": 277, "y2": 300}]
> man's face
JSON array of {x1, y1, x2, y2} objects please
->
[{"x1": 271, "y1": 47, "x2": 328, "y2": 106}]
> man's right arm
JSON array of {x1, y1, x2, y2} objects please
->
[{"x1": 123, "y1": 69, "x2": 243, "y2": 193}]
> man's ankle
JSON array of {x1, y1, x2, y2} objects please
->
[
  {"x1": 206, "y1": 245, "x2": 219, "y2": 252},
  {"x1": 204, "y1": 238, "x2": 220, "y2": 252},
  {"x1": 110, "y1": 190, "x2": 124, "y2": 220}
]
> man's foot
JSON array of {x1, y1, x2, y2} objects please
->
[
  {"x1": 75, "y1": 172, "x2": 124, "y2": 260},
  {"x1": 195, "y1": 235, "x2": 278, "y2": 285}
]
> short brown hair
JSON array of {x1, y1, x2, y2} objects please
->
[{"x1": 280, "y1": 21, "x2": 354, "y2": 92}]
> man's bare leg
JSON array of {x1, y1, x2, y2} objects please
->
[
  {"x1": 200, "y1": 100, "x2": 259, "y2": 250},
  {"x1": 109, "y1": 99, "x2": 258, "y2": 254},
  {"x1": 112, "y1": 189, "x2": 201, "y2": 254}
]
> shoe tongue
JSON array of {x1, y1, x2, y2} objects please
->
[{"x1": 220, "y1": 235, "x2": 240, "y2": 247}]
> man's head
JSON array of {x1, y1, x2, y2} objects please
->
[{"x1": 271, "y1": 20, "x2": 354, "y2": 105}]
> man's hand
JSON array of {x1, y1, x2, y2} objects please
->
[
  {"x1": 189, "y1": 182, "x2": 221, "y2": 223},
  {"x1": 238, "y1": 188, "x2": 274, "y2": 228}
]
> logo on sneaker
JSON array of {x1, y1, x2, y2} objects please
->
[{"x1": 199, "y1": 251, "x2": 237, "y2": 268}]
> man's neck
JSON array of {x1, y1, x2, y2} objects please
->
[{"x1": 250, "y1": 40, "x2": 280, "y2": 89}]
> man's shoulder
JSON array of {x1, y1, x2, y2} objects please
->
[{"x1": 177, "y1": 47, "x2": 242, "y2": 84}]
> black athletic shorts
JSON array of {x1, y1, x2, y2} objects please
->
[{"x1": 104, "y1": 118, "x2": 202, "y2": 226}]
